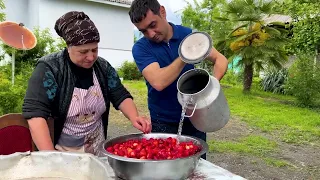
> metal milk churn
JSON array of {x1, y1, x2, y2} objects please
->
[{"x1": 177, "y1": 31, "x2": 230, "y2": 132}]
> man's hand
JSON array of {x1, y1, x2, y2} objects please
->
[{"x1": 130, "y1": 116, "x2": 152, "y2": 134}]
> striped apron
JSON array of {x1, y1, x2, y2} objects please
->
[{"x1": 55, "y1": 70, "x2": 106, "y2": 155}]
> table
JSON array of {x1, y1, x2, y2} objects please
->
[
  {"x1": 0, "y1": 152, "x2": 246, "y2": 180},
  {"x1": 104, "y1": 158, "x2": 246, "y2": 180}
]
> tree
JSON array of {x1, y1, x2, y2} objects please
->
[
  {"x1": 273, "y1": 0, "x2": 320, "y2": 106},
  {"x1": 216, "y1": 0, "x2": 290, "y2": 92},
  {"x1": 181, "y1": 0, "x2": 234, "y2": 72},
  {"x1": 285, "y1": 55, "x2": 320, "y2": 107},
  {"x1": 0, "y1": 0, "x2": 5, "y2": 22},
  {"x1": 182, "y1": 0, "x2": 233, "y2": 40},
  {"x1": 275, "y1": 0, "x2": 320, "y2": 58}
]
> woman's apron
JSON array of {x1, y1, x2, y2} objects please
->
[{"x1": 55, "y1": 70, "x2": 106, "y2": 155}]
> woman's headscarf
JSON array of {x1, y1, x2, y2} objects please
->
[{"x1": 54, "y1": 11, "x2": 100, "y2": 46}]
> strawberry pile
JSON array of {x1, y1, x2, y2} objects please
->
[{"x1": 106, "y1": 137, "x2": 201, "y2": 160}]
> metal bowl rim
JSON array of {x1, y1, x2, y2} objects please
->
[{"x1": 99, "y1": 133, "x2": 209, "y2": 162}]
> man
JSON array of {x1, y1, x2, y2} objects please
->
[{"x1": 129, "y1": 0, "x2": 228, "y2": 159}]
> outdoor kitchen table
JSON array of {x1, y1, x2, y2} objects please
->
[
  {"x1": 0, "y1": 152, "x2": 246, "y2": 180},
  {"x1": 102, "y1": 158, "x2": 246, "y2": 180}
]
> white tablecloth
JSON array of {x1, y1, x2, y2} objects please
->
[
  {"x1": 105, "y1": 158, "x2": 246, "y2": 180},
  {"x1": 0, "y1": 152, "x2": 246, "y2": 180}
]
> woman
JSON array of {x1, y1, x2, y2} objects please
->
[{"x1": 22, "y1": 11, "x2": 151, "y2": 155}]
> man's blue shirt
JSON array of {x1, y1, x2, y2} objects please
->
[{"x1": 132, "y1": 23, "x2": 194, "y2": 123}]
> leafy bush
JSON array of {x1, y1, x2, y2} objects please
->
[
  {"x1": 220, "y1": 70, "x2": 241, "y2": 86},
  {"x1": 251, "y1": 76, "x2": 262, "y2": 90},
  {"x1": 0, "y1": 75, "x2": 24, "y2": 114},
  {"x1": 0, "y1": 88, "x2": 21, "y2": 114},
  {"x1": 118, "y1": 60, "x2": 142, "y2": 80},
  {"x1": 261, "y1": 68, "x2": 288, "y2": 94},
  {"x1": 0, "y1": 63, "x2": 34, "y2": 115},
  {"x1": 116, "y1": 68, "x2": 124, "y2": 78},
  {"x1": 0, "y1": 28, "x2": 65, "y2": 115},
  {"x1": 285, "y1": 55, "x2": 320, "y2": 107},
  {"x1": 0, "y1": 26, "x2": 66, "y2": 115}
]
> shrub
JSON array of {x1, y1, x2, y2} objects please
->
[
  {"x1": 261, "y1": 68, "x2": 288, "y2": 94},
  {"x1": 0, "y1": 63, "x2": 34, "y2": 115},
  {"x1": 116, "y1": 68, "x2": 124, "y2": 78},
  {"x1": 0, "y1": 88, "x2": 21, "y2": 114},
  {"x1": 285, "y1": 55, "x2": 320, "y2": 107},
  {"x1": 220, "y1": 70, "x2": 240, "y2": 86},
  {"x1": 118, "y1": 60, "x2": 142, "y2": 80},
  {"x1": 251, "y1": 76, "x2": 262, "y2": 90},
  {"x1": 0, "y1": 26, "x2": 65, "y2": 115},
  {"x1": 0, "y1": 77, "x2": 24, "y2": 114}
]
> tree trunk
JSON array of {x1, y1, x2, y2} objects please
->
[{"x1": 243, "y1": 63, "x2": 253, "y2": 93}]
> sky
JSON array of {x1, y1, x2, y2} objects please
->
[
  {"x1": 134, "y1": 0, "x2": 202, "y2": 37},
  {"x1": 157, "y1": 0, "x2": 192, "y2": 24},
  {"x1": 158, "y1": 0, "x2": 204, "y2": 24}
]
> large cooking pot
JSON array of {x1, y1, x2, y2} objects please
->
[
  {"x1": 177, "y1": 31, "x2": 230, "y2": 132},
  {"x1": 97, "y1": 133, "x2": 208, "y2": 180},
  {"x1": 0, "y1": 151, "x2": 111, "y2": 180},
  {"x1": 177, "y1": 68, "x2": 230, "y2": 132}
]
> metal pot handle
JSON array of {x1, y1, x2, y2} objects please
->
[{"x1": 184, "y1": 103, "x2": 197, "y2": 117}]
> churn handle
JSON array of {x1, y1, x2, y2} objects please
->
[{"x1": 184, "y1": 103, "x2": 197, "y2": 117}]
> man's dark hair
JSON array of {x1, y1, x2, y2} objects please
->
[{"x1": 129, "y1": 0, "x2": 161, "y2": 23}]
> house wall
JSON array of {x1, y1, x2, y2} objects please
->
[
  {"x1": 3, "y1": 0, "x2": 29, "y2": 26},
  {"x1": 28, "y1": 0, "x2": 40, "y2": 29},
  {"x1": 2, "y1": 0, "x2": 134, "y2": 68}
]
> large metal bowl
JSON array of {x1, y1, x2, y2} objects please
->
[{"x1": 97, "y1": 133, "x2": 208, "y2": 180}]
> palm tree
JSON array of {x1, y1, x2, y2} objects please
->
[{"x1": 216, "y1": 0, "x2": 290, "y2": 92}]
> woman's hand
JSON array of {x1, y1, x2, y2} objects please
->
[
  {"x1": 118, "y1": 98, "x2": 152, "y2": 134},
  {"x1": 130, "y1": 116, "x2": 152, "y2": 134}
]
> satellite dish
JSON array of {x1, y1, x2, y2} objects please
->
[
  {"x1": 0, "y1": 21, "x2": 37, "y2": 50},
  {"x1": 0, "y1": 21, "x2": 37, "y2": 85}
]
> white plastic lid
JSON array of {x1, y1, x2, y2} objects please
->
[{"x1": 178, "y1": 32, "x2": 212, "y2": 64}]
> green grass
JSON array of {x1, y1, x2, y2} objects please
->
[
  {"x1": 123, "y1": 80, "x2": 320, "y2": 144},
  {"x1": 263, "y1": 157, "x2": 292, "y2": 168},
  {"x1": 208, "y1": 135, "x2": 292, "y2": 167},
  {"x1": 121, "y1": 80, "x2": 149, "y2": 115},
  {"x1": 209, "y1": 135, "x2": 277, "y2": 156},
  {"x1": 123, "y1": 80, "x2": 148, "y2": 91},
  {"x1": 222, "y1": 86, "x2": 320, "y2": 144}
]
